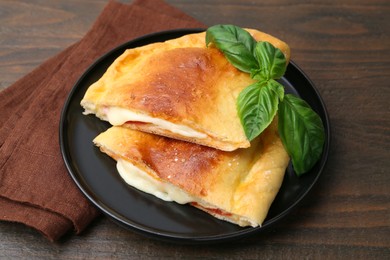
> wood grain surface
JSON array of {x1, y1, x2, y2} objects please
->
[{"x1": 0, "y1": 0, "x2": 389, "y2": 259}]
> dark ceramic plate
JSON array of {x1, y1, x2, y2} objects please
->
[{"x1": 60, "y1": 28, "x2": 330, "y2": 244}]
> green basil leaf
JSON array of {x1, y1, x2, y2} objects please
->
[
  {"x1": 278, "y1": 94, "x2": 325, "y2": 175},
  {"x1": 268, "y1": 79, "x2": 285, "y2": 101},
  {"x1": 206, "y1": 24, "x2": 258, "y2": 73},
  {"x1": 237, "y1": 81, "x2": 280, "y2": 141},
  {"x1": 253, "y1": 41, "x2": 287, "y2": 80}
]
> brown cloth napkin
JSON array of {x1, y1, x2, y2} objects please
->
[{"x1": 0, "y1": 0, "x2": 204, "y2": 241}]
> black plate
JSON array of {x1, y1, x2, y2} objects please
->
[{"x1": 60, "y1": 28, "x2": 330, "y2": 244}]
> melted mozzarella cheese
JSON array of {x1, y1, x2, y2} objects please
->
[
  {"x1": 105, "y1": 107, "x2": 207, "y2": 139},
  {"x1": 116, "y1": 159, "x2": 194, "y2": 204},
  {"x1": 116, "y1": 159, "x2": 255, "y2": 226}
]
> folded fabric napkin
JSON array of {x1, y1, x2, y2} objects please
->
[{"x1": 0, "y1": 0, "x2": 204, "y2": 241}]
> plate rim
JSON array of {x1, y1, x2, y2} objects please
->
[{"x1": 59, "y1": 28, "x2": 331, "y2": 244}]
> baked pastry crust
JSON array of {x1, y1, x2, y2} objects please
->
[
  {"x1": 93, "y1": 120, "x2": 289, "y2": 227},
  {"x1": 81, "y1": 29, "x2": 290, "y2": 151}
]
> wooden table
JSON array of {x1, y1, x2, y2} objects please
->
[{"x1": 1, "y1": 0, "x2": 389, "y2": 258}]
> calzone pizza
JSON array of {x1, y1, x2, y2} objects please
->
[
  {"x1": 93, "y1": 120, "x2": 289, "y2": 227},
  {"x1": 81, "y1": 29, "x2": 290, "y2": 151}
]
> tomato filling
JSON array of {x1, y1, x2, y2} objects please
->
[
  {"x1": 125, "y1": 121, "x2": 148, "y2": 125},
  {"x1": 191, "y1": 202, "x2": 232, "y2": 217}
]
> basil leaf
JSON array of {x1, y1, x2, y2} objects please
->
[
  {"x1": 237, "y1": 81, "x2": 280, "y2": 141},
  {"x1": 268, "y1": 79, "x2": 285, "y2": 101},
  {"x1": 278, "y1": 94, "x2": 325, "y2": 175},
  {"x1": 206, "y1": 24, "x2": 258, "y2": 73},
  {"x1": 252, "y1": 41, "x2": 287, "y2": 80}
]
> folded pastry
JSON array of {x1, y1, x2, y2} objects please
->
[
  {"x1": 81, "y1": 29, "x2": 290, "y2": 151},
  {"x1": 93, "y1": 120, "x2": 290, "y2": 227}
]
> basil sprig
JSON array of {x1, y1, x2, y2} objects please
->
[{"x1": 206, "y1": 24, "x2": 325, "y2": 176}]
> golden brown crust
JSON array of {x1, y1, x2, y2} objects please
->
[
  {"x1": 93, "y1": 119, "x2": 290, "y2": 227},
  {"x1": 82, "y1": 29, "x2": 290, "y2": 151}
]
